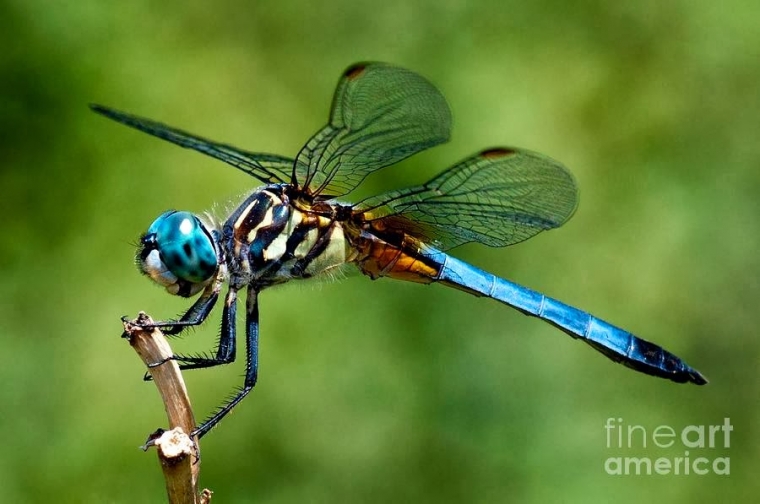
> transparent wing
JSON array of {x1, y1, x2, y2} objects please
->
[
  {"x1": 90, "y1": 104, "x2": 295, "y2": 185},
  {"x1": 295, "y1": 62, "x2": 452, "y2": 198},
  {"x1": 354, "y1": 148, "x2": 578, "y2": 250}
]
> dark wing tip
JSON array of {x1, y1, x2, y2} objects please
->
[
  {"x1": 480, "y1": 147, "x2": 518, "y2": 159},
  {"x1": 344, "y1": 63, "x2": 370, "y2": 80}
]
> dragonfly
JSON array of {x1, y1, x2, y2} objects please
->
[{"x1": 92, "y1": 62, "x2": 706, "y2": 438}]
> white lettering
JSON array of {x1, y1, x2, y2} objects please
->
[
  {"x1": 681, "y1": 425, "x2": 705, "y2": 448},
  {"x1": 605, "y1": 457, "x2": 623, "y2": 475},
  {"x1": 625, "y1": 457, "x2": 652, "y2": 475},
  {"x1": 654, "y1": 457, "x2": 671, "y2": 475},
  {"x1": 713, "y1": 457, "x2": 730, "y2": 475},
  {"x1": 627, "y1": 424, "x2": 647, "y2": 448},
  {"x1": 652, "y1": 425, "x2": 675, "y2": 448},
  {"x1": 692, "y1": 457, "x2": 709, "y2": 475},
  {"x1": 721, "y1": 418, "x2": 733, "y2": 448}
]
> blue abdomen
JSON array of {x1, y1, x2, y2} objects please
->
[{"x1": 420, "y1": 247, "x2": 706, "y2": 385}]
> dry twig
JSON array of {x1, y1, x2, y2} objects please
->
[{"x1": 123, "y1": 312, "x2": 212, "y2": 503}]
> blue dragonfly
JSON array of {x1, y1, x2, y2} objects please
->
[{"x1": 92, "y1": 62, "x2": 706, "y2": 438}]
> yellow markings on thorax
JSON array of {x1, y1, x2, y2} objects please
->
[
  {"x1": 234, "y1": 200, "x2": 258, "y2": 232},
  {"x1": 306, "y1": 222, "x2": 349, "y2": 276},
  {"x1": 231, "y1": 200, "x2": 258, "y2": 257},
  {"x1": 245, "y1": 200, "x2": 278, "y2": 243},
  {"x1": 263, "y1": 230, "x2": 288, "y2": 261},
  {"x1": 295, "y1": 227, "x2": 318, "y2": 257},
  {"x1": 262, "y1": 208, "x2": 312, "y2": 262},
  {"x1": 230, "y1": 194, "x2": 351, "y2": 279}
]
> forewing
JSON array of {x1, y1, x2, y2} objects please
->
[
  {"x1": 90, "y1": 105, "x2": 295, "y2": 185},
  {"x1": 295, "y1": 62, "x2": 452, "y2": 197},
  {"x1": 354, "y1": 148, "x2": 578, "y2": 250}
]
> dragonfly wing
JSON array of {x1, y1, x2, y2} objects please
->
[
  {"x1": 295, "y1": 62, "x2": 452, "y2": 198},
  {"x1": 90, "y1": 104, "x2": 295, "y2": 185},
  {"x1": 354, "y1": 148, "x2": 578, "y2": 250}
]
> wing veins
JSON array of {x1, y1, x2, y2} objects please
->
[{"x1": 353, "y1": 148, "x2": 578, "y2": 249}]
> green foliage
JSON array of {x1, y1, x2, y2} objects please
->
[{"x1": 0, "y1": 0, "x2": 756, "y2": 502}]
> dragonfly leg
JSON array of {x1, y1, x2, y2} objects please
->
[
  {"x1": 127, "y1": 282, "x2": 222, "y2": 336},
  {"x1": 191, "y1": 285, "x2": 259, "y2": 438},
  {"x1": 142, "y1": 287, "x2": 237, "y2": 382}
]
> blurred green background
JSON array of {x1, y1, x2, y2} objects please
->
[{"x1": 1, "y1": 0, "x2": 757, "y2": 502}]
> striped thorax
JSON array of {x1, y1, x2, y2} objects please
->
[{"x1": 224, "y1": 185, "x2": 350, "y2": 289}]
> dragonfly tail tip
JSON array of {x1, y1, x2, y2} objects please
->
[{"x1": 689, "y1": 369, "x2": 708, "y2": 385}]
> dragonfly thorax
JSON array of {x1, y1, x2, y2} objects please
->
[
  {"x1": 138, "y1": 210, "x2": 220, "y2": 297},
  {"x1": 225, "y1": 185, "x2": 350, "y2": 289}
]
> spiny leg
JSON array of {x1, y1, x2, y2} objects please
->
[
  {"x1": 192, "y1": 285, "x2": 260, "y2": 438},
  {"x1": 151, "y1": 287, "x2": 240, "y2": 373},
  {"x1": 127, "y1": 281, "x2": 222, "y2": 336},
  {"x1": 135, "y1": 282, "x2": 224, "y2": 381}
]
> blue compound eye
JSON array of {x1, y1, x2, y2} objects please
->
[{"x1": 148, "y1": 211, "x2": 218, "y2": 283}]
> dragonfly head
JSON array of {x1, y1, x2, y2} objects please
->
[{"x1": 138, "y1": 210, "x2": 220, "y2": 297}]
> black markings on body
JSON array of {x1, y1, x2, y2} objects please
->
[
  {"x1": 249, "y1": 205, "x2": 289, "y2": 269},
  {"x1": 292, "y1": 225, "x2": 334, "y2": 277},
  {"x1": 242, "y1": 194, "x2": 273, "y2": 229},
  {"x1": 260, "y1": 220, "x2": 317, "y2": 279}
]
